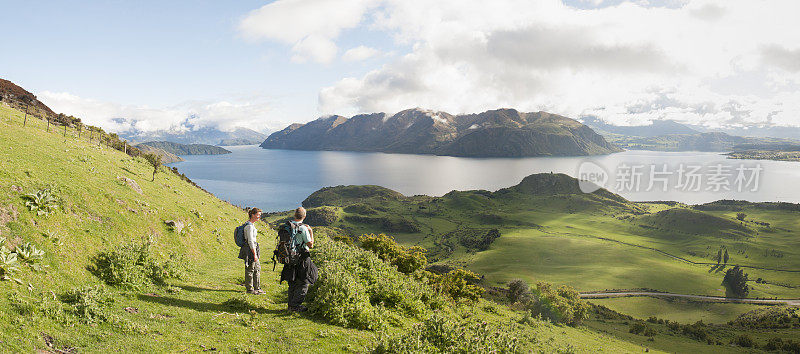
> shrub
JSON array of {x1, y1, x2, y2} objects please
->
[
  {"x1": 732, "y1": 334, "x2": 755, "y2": 348},
  {"x1": 429, "y1": 269, "x2": 485, "y2": 303},
  {"x1": 524, "y1": 282, "x2": 589, "y2": 326},
  {"x1": 629, "y1": 322, "x2": 646, "y2": 334},
  {"x1": 308, "y1": 240, "x2": 440, "y2": 330},
  {"x1": 765, "y1": 337, "x2": 783, "y2": 351},
  {"x1": 682, "y1": 320, "x2": 708, "y2": 341},
  {"x1": 62, "y1": 285, "x2": 115, "y2": 324},
  {"x1": 305, "y1": 206, "x2": 339, "y2": 226},
  {"x1": 507, "y1": 279, "x2": 531, "y2": 303},
  {"x1": 730, "y1": 306, "x2": 799, "y2": 329},
  {"x1": 360, "y1": 233, "x2": 427, "y2": 274},
  {"x1": 372, "y1": 314, "x2": 520, "y2": 353},
  {"x1": 89, "y1": 242, "x2": 188, "y2": 289},
  {"x1": 22, "y1": 188, "x2": 59, "y2": 215}
]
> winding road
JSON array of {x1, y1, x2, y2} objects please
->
[{"x1": 581, "y1": 291, "x2": 800, "y2": 306}]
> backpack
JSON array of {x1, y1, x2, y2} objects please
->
[
  {"x1": 234, "y1": 222, "x2": 250, "y2": 248},
  {"x1": 272, "y1": 221, "x2": 303, "y2": 270}
]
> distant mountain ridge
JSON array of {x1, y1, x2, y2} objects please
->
[
  {"x1": 261, "y1": 108, "x2": 621, "y2": 157},
  {"x1": 582, "y1": 116, "x2": 698, "y2": 137},
  {"x1": 136, "y1": 141, "x2": 231, "y2": 156},
  {"x1": 116, "y1": 118, "x2": 267, "y2": 146}
]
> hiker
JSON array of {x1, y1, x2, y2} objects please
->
[
  {"x1": 280, "y1": 207, "x2": 318, "y2": 312},
  {"x1": 238, "y1": 208, "x2": 265, "y2": 295}
]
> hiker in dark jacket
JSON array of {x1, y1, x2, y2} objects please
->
[
  {"x1": 280, "y1": 207, "x2": 318, "y2": 312},
  {"x1": 238, "y1": 208, "x2": 264, "y2": 295}
]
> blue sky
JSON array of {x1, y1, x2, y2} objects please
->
[{"x1": 1, "y1": 0, "x2": 799, "y2": 133}]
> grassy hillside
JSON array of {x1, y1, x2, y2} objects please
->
[
  {"x1": 0, "y1": 104, "x2": 655, "y2": 352},
  {"x1": 298, "y1": 172, "x2": 800, "y2": 304}
]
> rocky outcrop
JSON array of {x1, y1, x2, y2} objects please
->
[
  {"x1": 0, "y1": 78, "x2": 56, "y2": 119},
  {"x1": 261, "y1": 108, "x2": 621, "y2": 157}
]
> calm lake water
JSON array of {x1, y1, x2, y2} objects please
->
[{"x1": 169, "y1": 145, "x2": 800, "y2": 212}]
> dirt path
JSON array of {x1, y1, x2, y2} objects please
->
[{"x1": 581, "y1": 291, "x2": 800, "y2": 305}]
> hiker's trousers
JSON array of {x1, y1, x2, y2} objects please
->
[
  {"x1": 287, "y1": 279, "x2": 309, "y2": 308},
  {"x1": 245, "y1": 260, "x2": 261, "y2": 292}
]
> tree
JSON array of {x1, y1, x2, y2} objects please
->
[
  {"x1": 715, "y1": 249, "x2": 722, "y2": 265},
  {"x1": 143, "y1": 153, "x2": 162, "y2": 182},
  {"x1": 722, "y1": 266, "x2": 749, "y2": 297},
  {"x1": 75, "y1": 121, "x2": 83, "y2": 138},
  {"x1": 724, "y1": 249, "x2": 729, "y2": 264},
  {"x1": 736, "y1": 212, "x2": 747, "y2": 221}
]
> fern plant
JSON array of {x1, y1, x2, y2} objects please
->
[{"x1": 22, "y1": 188, "x2": 59, "y2": 215}]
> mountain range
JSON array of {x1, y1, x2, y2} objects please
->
[
  {"x1": 261, "y1": 108, "x2": 622, "y2": 157},
  {"x1": 582, "y1": 116, "x2": 699, "y2": 137},
  {"x1": 115, "y1": 118, "x2": 267, "y2": 146}
]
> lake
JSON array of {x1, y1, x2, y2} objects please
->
[{"x1": 169, "y1": 146, "x2": 800, "y2": 211}]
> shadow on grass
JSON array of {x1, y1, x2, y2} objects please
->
[
  {"x1": 137, "y1": 294, "x2": 289, "y2": 317},
  {"x1": 178, "y1": 285, "x2": 241, "y2": 293}
]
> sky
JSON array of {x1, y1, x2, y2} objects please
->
[{"x1": 1, "y1": 0, "x2": 799, "y2": 134}]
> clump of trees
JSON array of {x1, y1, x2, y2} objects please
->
[
  {"x1": 736, "y1": 212, "x2": 747, "y2": 221},
  {"x1": 722, "y1": 265, "x2": 749, "y2": 297},
  {"x1": 509, "y1": 279, "x2": 589, "y2": 326}
]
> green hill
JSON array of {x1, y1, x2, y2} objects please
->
[
  {"x1": 635, "y1": 208, "x2": 755, "y2": 239},
  {"x1": 0, "y1": 103, "x2": 653, "y2": 352},
  {"x1": 136, "y1": 141, "x2": 231, "y2": 156}
]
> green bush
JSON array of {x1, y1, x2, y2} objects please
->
[
  {"x1": 524, "y1": 282, "x2": 589, "y2": 326},
  {"x1": 507, "y1": 279, "x2": 531, "y2": 303},
  {"x1": 372, "y1": 314, "x2": 520, "y2": 353},
  {"x1": 305, "y1": 206, "x2": 339, "y2": 226},
  {"x1": 732, "y1": 334, "x2": 755, "y2": 348},
  {"x1": 62, "y1": 285, "x2": 115, "y2": 324},
  {"x1": 89, "y1": 242, "x2": 188, "y2": 289},
  {"x1": 22, "y1": 188, "x2": 59, "y2": 215},
  {"x1": 429, "y1": 269, "x2": 485, "y2": 303},
  {"x1": 730, "y1": 306, "x2": 799, "y2": 329},
  {"x1": 308, "y1": 239, "x2": 440, "y2": 330},
  {"x1": 360, "y1": 233, "x2": 427, "y2": 274}
]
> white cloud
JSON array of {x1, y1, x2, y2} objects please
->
[
  {"x1": 308, "y1": 0, "x2": 800, "y2": 128},
  {"x1": 291, "y1": 35, "x2": 338, "y2": 63},
  {"x1": 342, "y1": 45, "x2": 380, "y2": 62},
  {"x1": 37, "y1": 91, "x2": 277, "y2": 133},
  {"x1": 238, "y1": 0, "x2": 379, "y2": 63}
]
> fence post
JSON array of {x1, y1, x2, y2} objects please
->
[
  {"x1": 47, "y1": 116, "x2": 51, "y2": 132},
  {"x1": 63, "y1": 124, "x2": 67, "y2": 137},
  {"x1": 23, "y1": 104, "x2": 29, "y2": 127}
]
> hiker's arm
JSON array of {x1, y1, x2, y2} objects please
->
[
  {"x1": 245, "y1": 225, "x2": 258, "y2": 260},
  {"x1": 305, "y1": 226, "x2": 314, "y2": 248}
]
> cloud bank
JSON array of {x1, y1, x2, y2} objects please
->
[
  {"x1": 242, "y1": 0, "x2": 800, "y2": 128},
  {"x1": 37, "y1": 91, "x2": 277, "y2": 133}
]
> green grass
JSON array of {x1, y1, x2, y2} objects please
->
[
  {"x1": 588, "y1": 297, "x2": 763, "y2": 324},
  {"x1": 0, "y1": 104, "x2": 655, "y2": 352}
]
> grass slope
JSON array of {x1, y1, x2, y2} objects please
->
[{"x1": 0, "y1": 104, "x2": 648, "y2": 352}]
